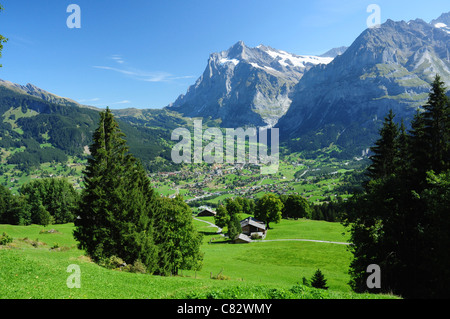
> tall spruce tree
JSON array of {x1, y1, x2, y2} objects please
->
[
  {"x1": 422, "y1": 75, "x2": 450, "y2": 173},
  {"x1": 367, "y1": 110, "x2": 399, "y2": 180},
  {"x1": 345, "y1": 75, "x2": 450, "y2": 298},
  {"x1": 73, "y1": 108, "x2": 157, "y2": 272}
]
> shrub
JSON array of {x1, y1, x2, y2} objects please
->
[
  {"x1": 0, "y1": 232, "x2": 13, "y2": 245},
  {"x1": 130, "y1": 260, "x2": 147, "y2": 274}
]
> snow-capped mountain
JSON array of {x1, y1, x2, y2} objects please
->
[
  {"x1": 166, "y1": 12, "x2": 450, "y2": 157},
  {"x1": 276, "y1": 12, "x2": 450, "y2": 154},
  {"x1": 431, "y1": 12, "x2": 450, "y2": 34},
  {"x1": 167, "y1": 41, "x2": 333, "y2": 128}
]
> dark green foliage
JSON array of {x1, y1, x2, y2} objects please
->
[
  {"x1": 72, "y1": 108, "x2": 202, "y2": 276},
  {"x1": 153, "y1": 195, "x2": 203, "y2": 275},
  {"x1": 280, "y1": 194, "x2": 311, "y2": 219},
  {"x1": 366, "y1": 110, "x2": 399, "y2": 180},
  {"x1": 224, "y1": 198, "x2": 244, "y2": 241},
  {"x1": 0, "y1": 184, "x2": 31, "y2": 225},
  {"x1": 227, "y1": 212, "x2": 242, "y2": 242},
  {"x1": 0, "y1": 185, "x2": 11, "y2": 222},
  {"x1": 0, "y1": 83, "x2": 181, "y2": 173},
  {"x1": 214, "y1": 204, "x2": 229, "y2": 229},
  {"x1": 310, "y1": 269, "x2": 329, "y2": 290},
  {"x1": 254, "y1": 193, "x2": 283, "y2": 229},
  {"x1": 35, "y1": 202, "x2": 54, "y2": 228},
  {"x1": 286, "y1": 119, "x2": 381, "y2": 159},
  {"x1": 0, "y1": 232, "x2": 13, "y2": 245},
  {"x1": 311, "y1": 198, "x2": 345, "y2": 222},
  {"x1": 73, "y1": 108, "x2": 158, "y2": 272},
  {"x1": 421, "y1": 75, "x2": 450, "y2": 173},
  {"x1": 344, "y1": 75, "x2": 450, "y2": 299},
  {"x1": 235, "y1": 197, "x2": 255, "y2": 216},
  {"x1": 20, "y1": 178, "x2": 79, "y2": 224}
]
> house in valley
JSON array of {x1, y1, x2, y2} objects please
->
[
  {"x1": 239, "y1": 217, "x2": 267, "y2": 241},
  {"x1": 197, "y1": 208, "x2": 217, "y2": 217}
]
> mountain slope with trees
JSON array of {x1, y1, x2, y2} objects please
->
[{"x1": 343, "y1": 75, "x2": 450, "y2": 299}]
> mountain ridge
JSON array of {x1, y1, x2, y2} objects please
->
[
  {"x1": 275, "y1": 12, "x2": 450, "y2": 155},
  {"x1": 167, "y1": 41, "x2": 334, "y2": 128}
]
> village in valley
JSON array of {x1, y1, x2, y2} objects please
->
[{"x1": 149, "y1": 152, "x2": 365, "y2": 210}]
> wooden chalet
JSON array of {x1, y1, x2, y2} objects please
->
[
  {"x1": 240, "y1": 217, "x2": 267, "y2": 239},
  {"x1": 197, "y1": 208, "x2": 217, "y2": 217}
]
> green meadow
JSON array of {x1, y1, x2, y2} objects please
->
[{"x1": 0, "y1": 219, "x2": 398, "y2": 299}]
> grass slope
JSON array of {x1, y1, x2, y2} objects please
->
[{"x1": 0, "y1": 221, "x2": 398, "y2": 299}]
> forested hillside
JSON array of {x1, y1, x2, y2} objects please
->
[{"x1": 0, "y1": 83, "x2": 184, "y2": 172}]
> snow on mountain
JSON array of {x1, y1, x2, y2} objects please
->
[
  {"x1": 257, "y1": 45, "x2": 333, "y2": 68},
  {"x1": 167, "y1": 41, "x2": 334, "y2": 128},
  {"x1": 434, "y1": 22, "x2": 450, "y2": 34}
]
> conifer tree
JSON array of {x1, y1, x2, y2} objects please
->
[
  {"x1": 422, "y1": 74, "x2": 450, "y2": 173},
  {"x1": 367, "y1": 110, "x2": 399, "y2": 180},
  {"x1": 345, "y1": 75, "x2": 450, "y2": 298},
  {"x1": 74, "y1": 108, "x2": 157, "y2": 272},
  {"x1": 310, "y1": 269, "x2": 329, "y2": 290}
]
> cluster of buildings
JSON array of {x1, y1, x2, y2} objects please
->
[{"x1": 197, "y1": 207, "x2": 267, "y2": 244}]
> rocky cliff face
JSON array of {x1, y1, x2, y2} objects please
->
[
  {"x1": 167, "y1": 41, "x2": 333, "y2": 128},
  {"x1": 277, "y1": 15, "x2": 450, "y2": 142}
]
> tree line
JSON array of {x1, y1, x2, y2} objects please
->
[
  {"x1": 343, "y1": 75, "x2": 450, "y2": 299},
  {"x1": 0, "y1": 178, "x2": 79, "y2": 226}
]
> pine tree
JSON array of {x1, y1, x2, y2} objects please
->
[
  {"x1": 422, "y1": 75, "x2": 450, "y2": 173},
  {"x1": 310, "y1": 269, "x2": 329, "y2": 290},
  {"x1": 367, "y1": 110, "x2": 399, "y2": 180},
  {"x1": 346, "y1": 75, "x2": 450, "y2": 298},
  {"x1": 74, "y1": 108, "x2": 157, "y2": 272}
]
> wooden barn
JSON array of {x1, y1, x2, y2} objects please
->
[
  {"x1": 240, "y1": 217, "x2": 267, "y2": 239},
  {"x1": 197, "y1": 208, "x2": 216, "y2": 217}
]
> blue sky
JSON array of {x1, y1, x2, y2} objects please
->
[{"x1": 0, "y1": 0, "x2": 448, "y2": 109}]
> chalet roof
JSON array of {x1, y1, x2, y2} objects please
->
[
  {"x1": 235, "y1": 233, "x2": 252, "y2": 243},
  {"x1": 198, "y1": 208, "x2": 216, "y2": 216},
  {"x1": 240, "y1": 217, "x2": 266, "y2": 230}
]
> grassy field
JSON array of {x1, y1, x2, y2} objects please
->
[{"x1": 0, "y1": 219, "x2": 399, "y2": 299}]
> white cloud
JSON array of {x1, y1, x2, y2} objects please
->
[
  {"x1": 93, "y1": 56, "x2": 194, "y2": 83},
  {"x1": 112, "y1": 100, "x2": 131, "y2": 105},
  {"x1": 78, "y1": 97, "x2": 100, "y2": 103},
  {"x1": 110, "y1": 54, "x2": 125, "y2": 64}
]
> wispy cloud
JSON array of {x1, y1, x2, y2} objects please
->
[
  {"x1": 110, "y1": 54, "x2": 125, "y2": 64},
  {"x1": 112, "y1": 100, "x2": 131, "y2": 105},
  {"x1": 93, "y1": 55, "x2": 194, "y2": 83},
  {"x1": 78, "y1": 97, "x2": 100, "y2": 103}
]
